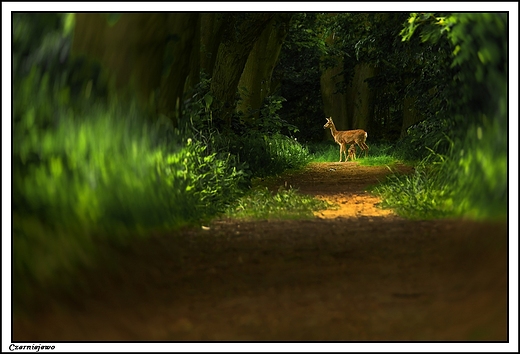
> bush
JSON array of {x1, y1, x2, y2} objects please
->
[
  {"x1": 372, "y1": 152, "x2": 456, "y2": 219},
  {"x1": 394, "y1": 118, "x2": 453, "y2": 161},
  {"x1": 378, "y1": 13, "x2": 508, "y2": 221},
  {"x1": 182, "y1": 80, "x2": 311, "y2": 178},
  {"x1": 225, "y1": 132, "x2": 311, "y2": 177}
]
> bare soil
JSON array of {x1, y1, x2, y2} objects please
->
[{"x1": 13, "y1": 162, "x2": 508, "y2": 342}]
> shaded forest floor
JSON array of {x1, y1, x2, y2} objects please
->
[{"x1": 13, "y1": 162, "x2": 508, "y2": 341}]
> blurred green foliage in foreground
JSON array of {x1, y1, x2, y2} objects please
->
[
  {"x1": 12, "y1": 13, "x2": 311, "y2": 308},
  {"x1": 373, "y1": 13, "x2": 507, "y2": 220}
]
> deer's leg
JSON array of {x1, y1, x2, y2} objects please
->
[
  {"x1": 355, "y1": 142, "x2": 363, "y2": 158},
  {"x1": 357, "y1": 141, "x2": 368, "y2": 157},
  {"x1": 339, "y1": 143, "x2": 344, "y2": 162}
]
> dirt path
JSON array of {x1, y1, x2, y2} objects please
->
[{"x1": 13, "y1": 162, "x2": 508, "y2": 342}]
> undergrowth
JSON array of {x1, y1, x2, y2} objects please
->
[{"x1": 372, "y1": 118, "x2": 507, "y2": 220}]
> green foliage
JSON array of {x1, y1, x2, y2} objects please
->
[
  {"x1": 451, "y1": 117, "x2": 507, "y2": 219},
  {"x1": 273, "y1": 12, "x2": 453, "y2": 144},
  {"x1": 226, "y1": 186, "x2": 330, "y2": 220},
  {"x1": 372, "y1": 153, "x2": 457, "y2": 219},
  {"x1": 255, "y1": 96, "x2": 299, "y2": 136},
  {"x1": 13, "y1": 93, "x2": 248, "y2": 295},
  {"x1": 374, "y1": 117, "x2": 507, "y2": 221},
  {"x1": 13, "y1": 13, "x2": 67, "y2": 78},
  {"x1": 328, "y1": 13, "x2": 451, "y2": 142},
  {"x1": 381, "y1": 13, "x2": 508, "y2": 220},
  {"x1": 394, "y1": 118, "x2": 453, "y2": 161},
  {"x1": 182, "y1": 79, "x2": 311, "y2": 178},
  {"x1": 400, "y1": 12, "x2": 507, "y2": 136},
  {"x1": 9, "y1": 12, "x2": 318, "y2": 312}
]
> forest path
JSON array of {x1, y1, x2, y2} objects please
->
[{"x1": 13, "y1": 162, "x2": 508, "y2": 342}]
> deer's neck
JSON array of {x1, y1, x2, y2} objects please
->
[{"x1": 328, "y1": 124, "x2": 338, "y2": 138}]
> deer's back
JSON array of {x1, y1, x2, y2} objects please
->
[{"x1": 335, "y1": 129, "x2": 367, "y2": 144}]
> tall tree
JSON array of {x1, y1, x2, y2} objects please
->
[
  {"x1": 157, "y1": 13, "x2": 199, "y2": 121},
  {"x1": 236, "y1": 14, "x2": 292, "y2": 121},
  {"x1": 319, "y1": 14, "x2": 349, "y2": 134},
  {"x1": 346, "y1": 63, "x2": 378, "y2": 131},
  {"x1": 200, "y1": 13, "x2": 227, "y2": 78},
  {"x1": 209, "y1": 13, "x2": 275, "y2": 127}
]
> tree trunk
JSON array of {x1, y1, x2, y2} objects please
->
[
  {"x1": 346, "y1": 63, "x2": 377, "y2": 131},
  {"x1": 320, "y1": 57, "x2": 349, "y2": 130},
  {"x1": 72, "y1": 13, "x2": 199, "y2": 126},
  {"x1": 184, "y1": 14, "x2": 201, "y2": 95},
  {"x1": 236, "y1": 14, "x2": 292, "y2": 121},
  {"x1": 209, "y1": 13, "x2": 275, "y2": 127},
  {"x1": 200, "y1": 13, "x2": 227, "y2": 78},
  {"x1": 157, "y1": 13, "x2": 199, "y2": 123},
  {"x1": 319, "y1": 23, "x2": 349, "y2": 139}
]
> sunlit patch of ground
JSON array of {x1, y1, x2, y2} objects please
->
[{"x1": 267, "y1": 161, "x2": 412, "y2": 219}]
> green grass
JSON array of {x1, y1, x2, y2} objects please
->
[
  {"x1": 225, "y1": 186, "x2": 331, "y2": 220},
  {"x1": 308, "y1": 142, "x2": 341, "y2": 162},
  {"x1": 370, "y1": 160, "x2": 456, "y2": 219},
  {"x1": 308, "y1": 142, "x2": 401, "y2": 166},
  {"x1": 372, "y1": 118, "x2": 507, "y2": 220},
  {"x1": 220, "y1": 133, "x2": 312, "y2": 177}
]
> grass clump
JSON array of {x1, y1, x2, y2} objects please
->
[
  {"x1": 373, "y1": 118, "x2": 507, "y2": 220},
  {"x1": 308, "y1": 142, "x2": 341, "y2": 162},
  {"x1": 225, "y1": 186, "x2": 330, "y2": 220},
  {"x1": 224, "y1": 133, "x2": 312, "y2": 178},
  {"x1": 370, "y1": 155, "x2": 456, "y2": 219}
]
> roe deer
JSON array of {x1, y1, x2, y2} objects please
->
[
  {"x1": 347, "y1": 144, "x2": 357, "y2": 161},
  {"x1": 323, "y1": 117, "x2": 369, "y2": 162}
]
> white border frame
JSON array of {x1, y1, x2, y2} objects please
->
[{"x1": 3, "y1": 2, "x2": 518, "y2": 353}]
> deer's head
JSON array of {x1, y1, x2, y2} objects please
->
[{"x1": 323, "y1": 117, "x2": 334, "y2": 129}]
